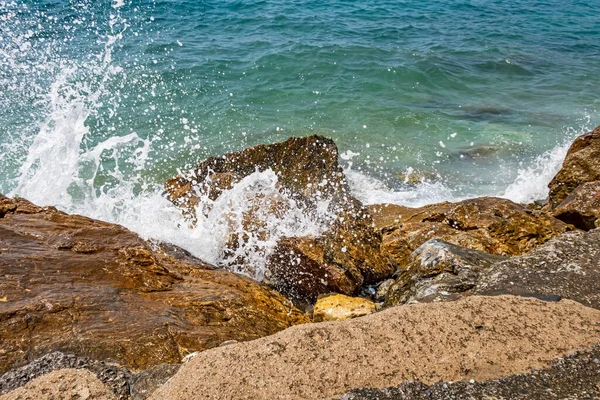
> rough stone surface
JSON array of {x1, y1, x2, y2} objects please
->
[
  {"x1": 474, "y1": 228, "x2": 600, "y2": 309},
  {"x1": 0, "y1": 195, "x2": 307, "y2": 374},
  {"x1": 368, "y1": 197, "x2": 570, "y2": 270},
  {"x1": 150, "y1": 296, "x2": 600, "y2": 400},
  {"x1": 553, "y1": 180, "x2": 600, "y2": 230},
  {"x1": 312, "y1": 293, "x2": 376, "y2": 322},
  {"x1": 166, "y1": 136, "x2": 393, "y2": 303},
  {"x1": 0, "y1": 352, "x2": 131, "y2": 399},
  {"x1": 339, "y1": 344, "x2": 600, "y2": 400},
  {"x1": 129, "y1": 364, "x2": 180, "y2": 400},
  {"x1": 0, "y1": 369, "x2": 116, "y2": 400},
  {"x1": 548, "y1": 125, "x2": 600, "y2": 208},
  {"x1": 385, "y1": 239, "x2": 506, "y2": 306}
]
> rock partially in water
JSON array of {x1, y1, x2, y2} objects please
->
[
  {"x1": 548, "y1": 125, "x2": 600, "y2": 209},
  {"x1": 552, "y1": 180, "x2": 600, "y2": 230},
  {"x1": 312, "y1": 293, "x2": 376, "y2": 322},
  {"x1": 166, "y1": 135, "x2": 394, "y2": 303},
  {"x1": 368, "y1": 197, "x2": 570, "y2": 271},
  {"x1": 0, "y1": 195, "x2": 307, "y2": 374},
  {"x1": 385, "y1": 239, "x2": 506, "y2": 307},
  {"x1": 339, "y1": 343, "x2": 600, "y2": 400}
]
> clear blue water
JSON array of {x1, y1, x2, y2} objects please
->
[{"x1": 1, "y1": 0, "x2": 599, "y2": 203}]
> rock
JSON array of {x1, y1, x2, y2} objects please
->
[
  {"x1": 385, "y1": 239, "x2": 506, "y2": 306},
  {"x1": 373, "y1": 279, "x2": 394, "y2": 302},
  {"x1": 474, "y1": 228, "x2": 600, "y2": 309},
  {"x1": 312, "y1": 294, "x2": 376, "y2": 322},
  {"x1": 150, "y1": 296, "x2": 600, "y2": 400},
  {"x1": 0, "y1": 369, "x2": 116, "y2": 400},
  {"x1": 0, "y1": 352, "x2": 131, "y2": 399},
  {"x1": 552, "y1": 180, "x2": 600, "y2": 230},
  {"x1": 166, "y1": 136, "x2": 394, "y2": 303},
  {"x1": 129, "y1": 364, "x2": 180, "y2": 400},
  {"x1": 339, "y1": 343, "x2": 600, "y2": 400},
  {"x1": 0, "y1": 196, "x2": 308, "y2": 374},
  {"x1": 548, "y1": 125, "x2": 600, "y2": 208},
  {"x1": 368, "y1": 197, "x2": 570, "y2": 270}
]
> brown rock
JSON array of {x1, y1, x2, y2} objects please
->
[
  {"x1": 368, "y1": 197, "x2": 570, "y2": 270},
  {"x1": 0, "y1": 196, "x2": 307, "y2": 374},
  {"x1": 166, "y1": 136, "x2": 394, "y2": 303},
  {"x1": 150, "y1": 296, "x2": 600, "y2": 400},
  {"x1": 552, "y1": 180, "x2": 600, "y2": 230},
  {"x1": 312, "y1": 293, "x2": 376, "y2": 322},
  {"x1": 0, "y1": 369, "x2": 116, "y2": 400},
  {"x1": 548, "y1": 125, "x2": 600, "y2": 209}
]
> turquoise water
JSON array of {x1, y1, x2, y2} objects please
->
[{"x1": 1, "y1": 0, "x2": 599, "y2": 206}]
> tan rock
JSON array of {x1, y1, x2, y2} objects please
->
[
  {"x1": 0, "y1": 369, "x2": 115, "y2": 400},
  {"x1": 548, "y1": 125, "x2": 600, "y2": 208},
  {"x1": 0, "y1": 196, "x2": 307, "y2": 374},
  {"x1": 552, "y1": 180, "x2": 600, "y2": 230},
  {"x1": 151, "y1": 296, "x2": 600, "y2": 400},
  {"x1": 312, "y1": 293, "x2": 376, "y2": 322},
  {"x1": 368, "y1": 197, "x2": 570, "y2": 270}
]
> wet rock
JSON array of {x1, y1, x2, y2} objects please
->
[
  {"x1": 166, "y1": 136, "x2": 394, "y2": 303},
  {"x1": 373, "y1": 279, "x2": 394, "y2": 302},
  {"x1": 385, "y1": 239, "x2": 506, "y2": 306},
  {"x1": 0, "y1": 369, "x2": 116, "y2": 400},
  {"x1": 368, "y1": 197, "x2": 570, "y2": 270},
  {"x1": 474, "y1": 228, "x2": 600, "y2": 309},
  {"x1": 0, "y1": 196, "x2": 308, "y2": 374},
  {"x1": 338, "y1": 343, "x2": 600, "y2": 400},
  {"x1": 0, "y1": 352, "x2": 131, "y2": 399},
  {"x1": 129, "y1": 364, "x2": 180, "y2": 400},
  {"x1": 312, "y1": 293, "x2": 376, "y2": 322},
  {"x1": 552, "y1": 180, "x2": 600, "y2": 230},
  {"x1": 548, "y1": 125, "x2": 600, "y2": 208}
]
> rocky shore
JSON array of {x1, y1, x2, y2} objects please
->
[{"x1": 1, "y1": 125, "x2": 599, "y2": 399}]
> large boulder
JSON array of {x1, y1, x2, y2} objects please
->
[
  {"x1": 165, "y1": 136, "x2": 394, "y2": 303},
  {"x1": 548, "y1": 125, "x2": 600, "y2": 209},
  {"x1": 385, "y1": 239, "x2": 506, "y2": 306},
  {"x1": 552, "y1": 180, "x2": 600, "y2": 230},
  {"x1": 368, "y1": 197, "x2": 570, "y2": 270},
  {"x1": 0, "y1": 196, "x2": 307, "y2": 374}
]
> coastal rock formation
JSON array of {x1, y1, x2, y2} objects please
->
[
  {"x1": 474, "y1": 228, "x2": 600, "y2": 309},
  {"x1": 150, "y1": 296, "x2": 600, "y2": 400},
  {"x1": 339, "y1": 343, "x2": 600, "y2": 400},
  {"x1": 312, "y1": 293, "x2": 376, "y2": 322},
  {"x1": 166, "y1": 136, "x2": 393, "y2": 303},
  {"x1": 368, "y1": 197, "x2": 570, "y2": 270},
  {"x1": 552, "y1": 180, "x2": 600, "y2": 230},
  {"x1": 0, "y1": 196, "x2": 307, "y2": 374},
  {"x1": 385, "y1": 239, "x2": 506, "y2": 306},
  {"x1": 0, "y1": 369, "x2": 116, "y2": 400},
  {"x1": 548, "y1": 125, "x2": 600, "y2": 208}
]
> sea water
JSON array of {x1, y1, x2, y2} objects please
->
[{"x1": 1, "y1": 0, "x2": 599, "y2": 278}]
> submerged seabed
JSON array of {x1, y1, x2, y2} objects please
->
[{"x1": 0, "y1": 0, "x2": 598, "y2": 277}]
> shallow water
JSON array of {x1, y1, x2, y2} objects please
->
[{"x1": 1, "y1": 0, "x2": 599, "y2": 274}]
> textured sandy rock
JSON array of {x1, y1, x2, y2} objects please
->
[
  {"x1": 339, "y1": 343, "x2": 600, "y2": 400},
  {"x1": 0, "y1": 195, "x2": 307, "y2": 374},
  {"x1": 0, "y1": 369, "x2": 115, "y2": 400},
  {"x1": 368, "y1": 197, "x2": 570, "y2": 270},
  {"x1": 312, "y1": 293, "x2": 376, "y2": 322},
  {"x1": 385, "y1": 239, "x2": 506, "y2": 306},
  {"x1": 151, "y1": 296, "x2": 600, "y2": 400},
  {"x1": 166, "y1": 135, "x2": 393, "y2": 303},
  {"x1": 553, "y1": 180, "x2": 600, "y2": 230},
  {"x1": 548, "y1": 125, "x2": 600, "y2": 208}
]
